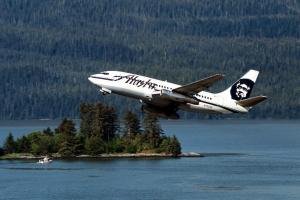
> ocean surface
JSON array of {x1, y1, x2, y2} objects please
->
[{"x1": 0, "y1": 120, "x2": 299, "y2": 200}]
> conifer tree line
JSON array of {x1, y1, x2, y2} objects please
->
[
  {"x1": 0, "y1": 103, "x2": 181, "y2": 157},
  {"x1": 0, "y1": 0, "x2": 299, "y2": 119}
]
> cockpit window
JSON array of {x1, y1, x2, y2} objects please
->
[{"x1": 100, "y1": 72, "x2": 109, "y2": 75}]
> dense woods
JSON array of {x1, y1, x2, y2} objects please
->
[
  {"x1": 0, "y1": 0, "x2": 299, "y2": 119},
  {"x1": 1, "y1": 103, "x2": 181, "y2": 157}
]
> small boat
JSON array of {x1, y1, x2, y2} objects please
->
[{"x1": 37, "y1": 156, "x2": 52, "y2": 164}]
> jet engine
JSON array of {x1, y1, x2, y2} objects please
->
[
  {"x1": 141, "y1": 104, "x2": 180, "y2": 119},
  {"x1": 156, "y1": 89, "x2": 198, "y2": 105},
  {"x1": 99, "y1": 87, "x2": 112, "y2": 95}
]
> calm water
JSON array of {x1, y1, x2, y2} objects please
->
[{"x1": 0, "y1": 120, "x2": 299, "y2": 200}]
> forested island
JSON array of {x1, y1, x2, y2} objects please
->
[
  {"x1": 0, "y1": 0, "x2": 299, "y2": 120},
  {"x1": 0, "y1": 103, "x2": 181, "y2": 159}
]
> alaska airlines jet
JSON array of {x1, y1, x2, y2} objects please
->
[{"x1": 88, "y1": 70, "x2": 267, "y2": 119}]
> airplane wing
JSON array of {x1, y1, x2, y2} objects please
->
[
  {"x1": 173, "y1": 74, "x2": 224, "y2": 96},
  {"x1": 151, "y1": 89, "x2": 199, "y2": 105}
]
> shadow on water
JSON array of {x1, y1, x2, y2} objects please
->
[
  {"x1": 87, "y1": 175, "x2": 100, "y2": 178},
  {"x1": 194, "y1": 184, "x2": 243, "y2": 191},
  {"x1": 200, "y1": 153, "x2": 246, "y2": 157}
]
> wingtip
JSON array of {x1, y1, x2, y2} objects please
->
[
  {"x1": 215, "y1": 74, "x2": 225, "y2": 79},
  {"x1": 261, "y1": 95, "x2": 268, "y2": 100}
]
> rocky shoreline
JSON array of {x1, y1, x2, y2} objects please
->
[{"x1": 0, "y1": 152, "x2": 203, "y2": 160}]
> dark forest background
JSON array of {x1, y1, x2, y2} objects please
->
[{"x1": 0, "y1": 0, "x2": 299, "y2": 120}]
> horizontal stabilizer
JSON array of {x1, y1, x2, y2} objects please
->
[
  {"x1": 237, "y1": 96, "x2": 267, "y2": 107},
  {"x1": 173, "y1": 74, "x2": 224, "y2": 95}
]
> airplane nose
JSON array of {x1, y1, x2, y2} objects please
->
[{"x1": 88, "y1": 76, "x2": 96, "y2": 84}]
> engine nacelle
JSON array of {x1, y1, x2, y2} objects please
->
[
  {"x1": 141, "y1": 104, "x2": 180, "y2": 120},
  {"x1": 159, "y1": 89, "x2": 198, "y2": 105},
  {"x1": 99, "y1": 87, "x2": 112, "y2": 95}
]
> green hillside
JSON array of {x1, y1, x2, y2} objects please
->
[{"x1": 0, "y1": 0, "x2": 299, "y2": 119}]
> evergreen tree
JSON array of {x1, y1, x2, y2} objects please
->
[
  {"x1": 16, "y1": 136, "x2": 31, "y2": 153},
  {"x1": 3, "y1": 133, "x2": 16, "y2": 154},
  {"x1": 57, "y1": 118, "x2": 77, "y2": 136},
  {"x1": 143, "y1": 113, "x2": 163, "y2": 149},
  {"x1": 102, "y1": 106, "x2": 118, "y2": 142},
  {"x1": 56, "y1": 118, "x2": 77, "y2": 157},
  {"x1": 80, "y1": 103, "x2": 119, "y2": 154},
  {"x1": 74, "y1": 133, "x2": 85, "y2": 155},
  {"x1": 24, "y1": 131, "x2": 56, "y2": 155},
  {"x1": 109, "y1": 137, "x2": 126, "y2": 153},
  {"x1": 90, "y1": 103, "x2": 118, "y2": 141},
  {"x1": 57, "y1": 141, "x2": 75, "y2": 157},
  {"x1": 43, "y1": 127, "x2": 53, "y2": 136},
  {"x1": 80, "y1": 103, "x2": 94, "y2": 138},
  {"x1": 159, "y1": 136, "x2": 181, "y2": 156},
  {"x1": 84, "y1": 135, "x2": 105, "y2": 155},
  {"x1": 30, "y1": 134, "x2": 55, "y2": 155},
  {"x1": 169, "y1": 136, "x2": 181, "y2": 156},
  {"x1": 123, "y1": 111, "x2": 141, "y2": 138},
  {"x1": 91, "y1": 103, "x2": 105, "y2": 138}
]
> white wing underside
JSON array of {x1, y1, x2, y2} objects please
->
[{"x1": 150, "y1": 74, "x2": 224, "y2": 106}]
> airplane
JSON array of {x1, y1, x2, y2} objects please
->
[{"x1": 88, "y1": 70, "x2": 267, "y2": 119}]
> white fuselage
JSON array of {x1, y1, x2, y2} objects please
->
[{"x1": 88, "y1": 71, "x2": 248, "y2": 114}]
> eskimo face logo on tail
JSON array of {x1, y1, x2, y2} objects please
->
[{"x1": 230, "y1": 79, "x2": 254, "y2": 100}]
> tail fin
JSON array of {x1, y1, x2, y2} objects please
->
[{"x1": 217, "y1": 69, "x2": 259, "y2": 101}]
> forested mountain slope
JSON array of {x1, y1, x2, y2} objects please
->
[{"x1": 0, "y1": 0, "x2": 299, "y2": 119}]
